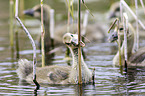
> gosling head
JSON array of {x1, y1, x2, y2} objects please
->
[
  {"x1": 24, "y1": 4, "x2": 51, "y2": 22},
  {"x1": 108, "y1": 25, "x2": 132, "y2": 43},
  {"x1": 108, "y1": 2, "x2": 120, "y2": 19},
  {"x1": 63, "y1": 33, "x2": 85, "y2": 48},
  {"x1": 108, "y1": 29, "x2": 118, "y2": 42}
]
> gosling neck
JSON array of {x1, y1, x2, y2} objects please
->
[
  {"x1": 114, "y1": 31, "x2": 134, "y2": 65},
  {"x1": 117, "y1": 31, "x2": 134, "y2": 61},
  {"x1": 70, "y1": 47, "x2": 84, "y2": 68},
  {"x1": 68, "y1": 46, "x2": 92, "y2": 84},
  {"x1": 121, "y1": 31, "x2": 134, "y2": 58}
]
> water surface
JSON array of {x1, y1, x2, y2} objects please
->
[{"x1": 0, "y1": 0, "x2": 145, "y2": 95}]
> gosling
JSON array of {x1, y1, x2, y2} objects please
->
[{"x1": 17, "y1": 33, "x2": 92, "y2": 84}]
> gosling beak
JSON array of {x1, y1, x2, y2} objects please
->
[
  {"x1": 63, "y1": 33, "x2": 85, "y2": 47},
  {"x1": 63, "y1": 33, "x2": 72, "y2": 44},
  {"x1": 108, "y1": 31, "x2": 118, "y2": 42},
  {"x1": 23, "y1": 9, "x2": 34, "y2": 16}
]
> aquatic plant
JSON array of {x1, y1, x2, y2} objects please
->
[
  {"x1": 9, "y1": 0, "x2": 14, "y2": 49},
  {"x1": 109, "y1": 22, "x2": 145, "y2": 67},
  {"x1": 108, "y1": 0, "x2": 145, "y2": 68},
  {"x1": 120, "y1": 0, "x2": 145, "y2": 51},
  {"x1": 108, "y1": 13, "x2": 130, "y2": 69},
  {"x1": 108, "y1": 18, "x2": 122, "y2": 67},
  {"x1": 15, "y1": 0, "x2": 40, "y2": 91},
  {"x1": 123, "y1": 13, "x2": 129, "y2": 69},
  {"x1": 49, "y1": 9, "x2": 55, "y2": 49},
  {"x1": 64, "y1": 0, "x2": 74, "y2": 59},
  {"x1": 40, "y1": 0, "x2": 45, "y2": 67}
]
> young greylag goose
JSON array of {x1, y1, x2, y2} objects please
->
[
  {"x1": 24, "y1": 4, "x2": 52, "y2": 48},
  {"x1": 108, "y1": 2, "x2": 120, "y2": 19},
  {"x1": 17, "y1": 33, "x2": 92, "y2": 84},
  {"x1": 24, "y1": 4, "x2": 107, "y2": 44},
  {"x1": 109, "y1": 23, "x2": 145, "y2": 66}
]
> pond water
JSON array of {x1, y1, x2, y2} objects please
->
[{"x1": 0, "y1": 0, "x2": 145, "y2": 95}]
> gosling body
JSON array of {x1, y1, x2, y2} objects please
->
[
  {"x1": 109, "y1": 23, "x2": 145, "y2": 66},
  {"x1": 17, "y1": 33, "x2": 92, "y2": 84}
]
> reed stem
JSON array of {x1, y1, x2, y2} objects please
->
[
  {"x1": 65, "y1": 8, "x2": 70, "y2": 58},
  {"x1": 9, "y1": 0, "x2": 14, "y2": 48},
  {"x1": 116, "y1": 20, "x2": 122, "y2": 67},
  {"x1": 15, "y1": 0, "x2": 40, "y2": 90},
  {"x1": 135, "y1": 0, "x2": 139, "y2": 51},
  {"x1": 120, "y1": 0, "x2": 123, "y2": 22},
  {"x1": 67, "y1": 6, "x2": 70, "y2": 33},
  {"x1": 123, "y1": 13, "x2": 128, "y2": 68},
  {"x1": 82, "y1": 10, "x2": 89, "y2": 36},
  {"x1": 120, "y1": 0, "x2": 145, "y2": 29},
  {"x1": 50, "y1": 9, "x2": 55, "y2": 49},
  {"x1": 20, "y1": 0, "x2": 24, "y2": 19},
  {"x1": 15, "y1": 30, "x2": 19, "y2": 59},
  {"x1": 78, "y1": 0, "x2": 82, "y2": 84},
  {"x1": 108, "y1": 18, "x2": 122, "y2": 66},
  {"x1": 108, "y1": 18, "x2": 118, "y2": 33},
  {"x1": 140, "y1": 0, "x2": 145, "y2": 14},
  {"x1": 65, "y1": 0, "x2": 73, "y2": 59},
  {"x1": 92, "y1": 68, "x2": 95, "y2": 85},
  {"x1": 41, "y1": 0, "x2": 45, "y2": 67}
]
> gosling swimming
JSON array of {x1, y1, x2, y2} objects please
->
[
  {"x1": 17, "y1": 33, "x2": 92, "y2": 84},
  {"x1": 109, "y1": 23, "x2": 145, "y2": 66}
]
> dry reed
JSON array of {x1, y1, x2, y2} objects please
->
[{"x1": 15, "y1": 0, "x2": 40, "y2": 91}]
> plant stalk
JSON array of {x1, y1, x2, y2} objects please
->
[
  {"x1": 9, "y1": 0, "x2": 14, "y2": 48},
  {"x1": 50, "y1": 9, "x2": 55, "y2": 49},
  {"x1": 15, "y1": 30, "x2": 19, "y2": 59},
  {"x1": 15, "y1": 0, "x2": 40, "y2": 90},
  {"x1": 41, "y1": 0, "x2": 45, "y2": 67},
  {"x1": 78, "y1": 0, "x2": 82, "y2": 84},
  {"x1": 123, "y1": 13, "x2": 128, "y2": 68},
  {"x1": 116, "y1": 20, "x2": 122, "y2": 66},
  {"x1": 20, "y1": 0, "x2": 24, "y2": 19},
  {"x1": 120, "y1": 0, "x2": 145, "y2": 30},
  {"x1": 135, "y1": 0, "x2": 139, "y2": 51},
  {"x1": 140, "y1": 0, "x2": 145, "y2": 14}
]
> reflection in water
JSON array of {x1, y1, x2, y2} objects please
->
[
  {"x1": 74, "y1": 84, "x2": 95, "y2": 96},
  {"x1": 15, "y1": 30, "x2": 20, "y2": 59},
  {"x1": 111, "y1": 67, "x2": 145, "y2": 95},
  {"x1": 1, "y1": 0, "x2": 145, "y2": 95},
  {"x1": 10, "y1": 47, "x2": 15, "y2": 64},
  {"x1": 2, "y1": 44, "x2": 145, "y2": 95},
  {"x1": 75, "y1": 84, "x2": 84, "y2": 96}
]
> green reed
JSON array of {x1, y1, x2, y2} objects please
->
[
  {"x1": 78, "y1": 0, "x2": 82, "y2": 84},
  {"x1": 40, "y1": 0, "x2": 45, "y2": 67},
  {"x1": 9, "y1": 0, "x2": 14, "y2": 48}
]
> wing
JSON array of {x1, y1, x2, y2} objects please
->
[{"x1": 129, "y1": 47, "x2": 145, "y2": 63}]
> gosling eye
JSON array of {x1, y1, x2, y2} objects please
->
[
  {"x1": 119, "y1": 28, "x2": 123, "y2": 30},
  {"x1": 65, "y1": 43, "x2": 70, "y2": 45},
  {"x1": 115, "y1": 7, "x2": 120, "y2": 11},
  {"x1": 36, "y1": 8, "x2": 41, "y2": 12}
]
